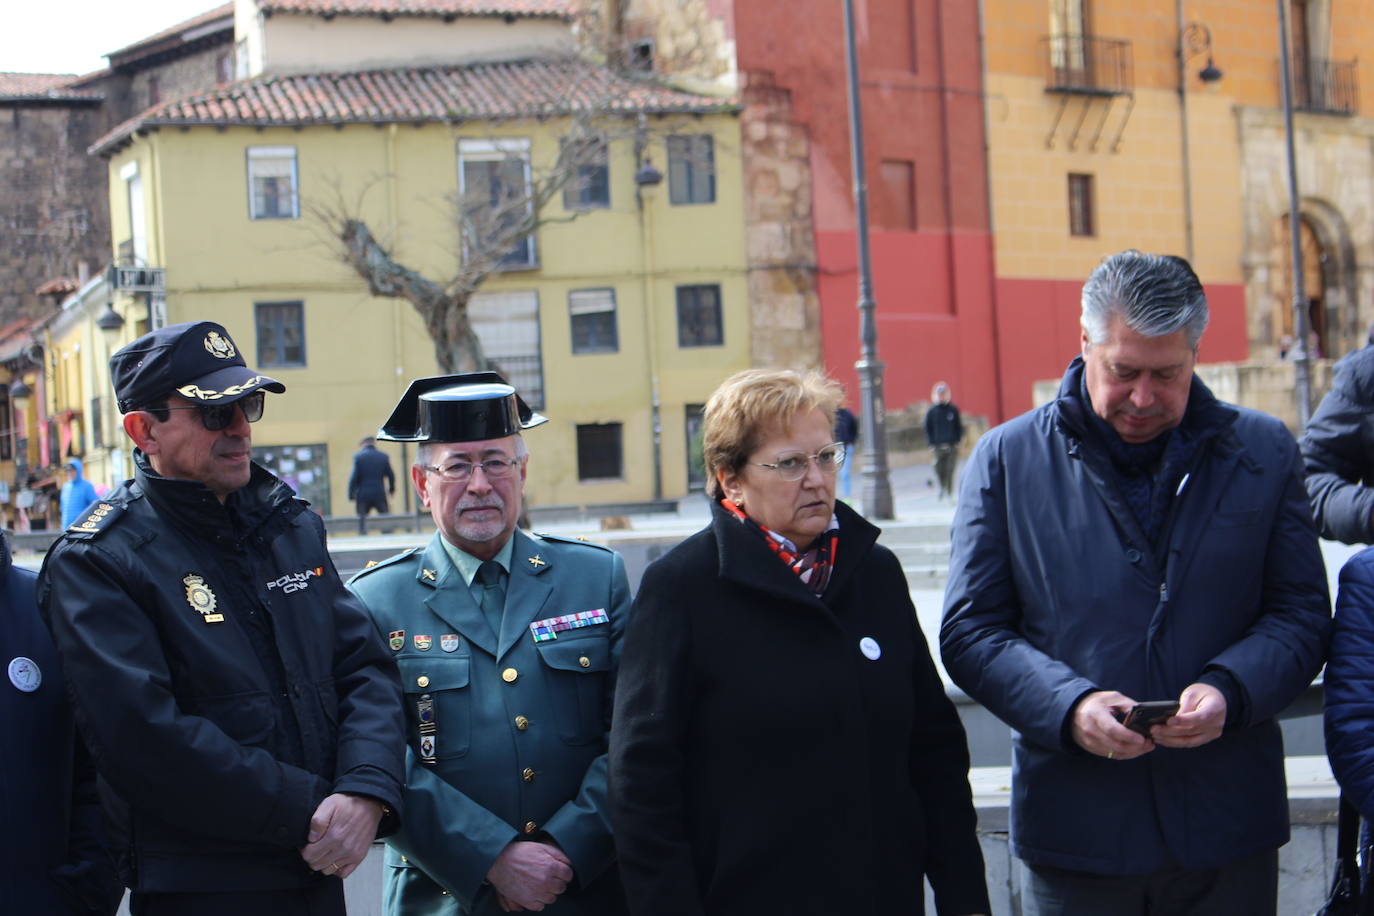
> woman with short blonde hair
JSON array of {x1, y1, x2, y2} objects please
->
[{"x1": 609, "y1": 368, "x2": 989, "y2": 916}]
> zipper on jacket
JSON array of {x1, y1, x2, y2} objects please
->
[{"x1": 1159, "y1": 582, "x2": 1168, "y2": 602}]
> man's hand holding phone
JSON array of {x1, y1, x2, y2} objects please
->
[
  {"x1": 1150, "y1": 682, "x2": 1227, "y2": 748},
  {"x1": 1070, "y1": 691, "x2": 1155, "y2": 761}
]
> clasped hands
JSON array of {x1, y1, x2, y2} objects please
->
[
  {"x1": 487, "y1": 839, "x2": 574, "y2": 912},
  {"x1": 1071, "y1": 682, "x2": 1227, "y2": 761},
  {"x1": 299, "y1": 793, "x2": 385, "y2": 879}
]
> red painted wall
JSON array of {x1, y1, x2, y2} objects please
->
[{"x1": 730, "y1": 0, "x2": 1005, "y2": 421}]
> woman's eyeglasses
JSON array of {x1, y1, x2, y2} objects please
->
[
  {"x1": 142, "y1": 391, "x2": 266, "y2": 431},
  {"x1": 753, "y1": 443, "x2": 846, "y2": 481}
]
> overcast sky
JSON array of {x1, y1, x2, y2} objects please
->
[{"x1": 4, "y1": 0, "x2": 226, "y2": 76}]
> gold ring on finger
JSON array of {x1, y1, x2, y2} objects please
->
[{"x1": 1107, "y1": 750, "x2": 1115, "y2": 760}]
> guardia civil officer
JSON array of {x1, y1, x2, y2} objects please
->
[
  {"x1": 38, "y1": 321, "x2": 406, "y2": 916},
  {"x1": 349, "y1": 373, "x2": 630, "y2": 915}
]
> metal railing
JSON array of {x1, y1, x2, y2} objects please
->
[
  {"x1": 1042, "y1": 34, "x2": 1133, "y2": 95},
  {"x1": 1292, "y1": 56, "x2": 1359, "y2": 115}
]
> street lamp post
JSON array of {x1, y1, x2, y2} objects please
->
[
  {"x1": 840, "y1": 0, "x2": 894, "y2": 519},
  {"x1": 1277, "y1": 0, "x2": 1314, "y2": 425}
]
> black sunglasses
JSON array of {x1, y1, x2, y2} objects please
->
[{"x1": 143, "y1": 391, "x2": 266, "y2": 431}]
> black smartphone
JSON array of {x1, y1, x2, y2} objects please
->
[{"x1": 1118, "y1": 700, "x2": 1180, "y2": 736}]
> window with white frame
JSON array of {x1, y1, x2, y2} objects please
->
[
  {"x1": 469, "y1": 289, "x2": 544, "y2": 408},
  {"x1": 247, "y1": 146, "x2": 299, "y2": 220},
  {"x1": 120, "y1": 160, "x2": 147, "y2": 265},
  {"x1": 568, "y1": 288, "x2": 618, "y2": 354},
  {"x1": 458, "y1": 138, "x2": 536, "y2": 270}
]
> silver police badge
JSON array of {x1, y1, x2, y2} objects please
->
[
  {"x1": 184, "y1": 574, "x2": 224, "y2": 623},
  {"x1": 204, "y1": 331, "x2": 236, "y2": 359}
]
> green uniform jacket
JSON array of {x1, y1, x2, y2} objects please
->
[{"x1": 349, "y1": 529, "x2": 629, "y2": 916}]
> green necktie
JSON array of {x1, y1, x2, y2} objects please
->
[{"x1": 476, "y1": 560, "x2": 506, "y2": 635}]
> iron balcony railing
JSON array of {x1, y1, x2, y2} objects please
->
[
  {"x1": 1042, "y1": 34, "x2": 1134, "y2": 95},
  {"x1": 1291, "y1": 56, "x2": 1359, "y2": 115}
]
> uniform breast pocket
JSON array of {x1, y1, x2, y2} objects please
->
[
  {"x1": 397, "y1": 657, "x2": 472, "y2": 759},
  {"x1": 534, "y1": 632, "x2": 611, "y2": 746}
]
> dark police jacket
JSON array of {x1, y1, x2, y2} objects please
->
[
  {"x1": 1301, "y1": 344, "x2": 1374, "y2": 543},
  {"x1": 2, "y1": 535, "x2": 120, "y2": 914},
  {"x1": 941, "y1": 357, "x2": 1331, "y2": 875},
  {"x1": 38, "y1": 454, "x2": 406, "y2": 894}
]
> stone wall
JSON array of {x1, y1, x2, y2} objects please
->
[
  {"x1": 739, "y1": 70, "x2": 823, "y2": 371},
  {"x1": 0, "y1": 103, "x2": 111, "y2": 319}
]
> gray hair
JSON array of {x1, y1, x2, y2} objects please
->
[
  {"x1": 415, "y1": 435, "x2": 528, "y2": 468},
  {"x1": 1081, "y1": 250, "x2": 1209, "y2": 349}
]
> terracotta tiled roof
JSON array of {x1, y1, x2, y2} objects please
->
[
  {"x1": 0, "y1": 72, "x2": 103, "y2": 102},
  {"x1": 34, "y1": 277, "x2": 81, "y2": 297},
  {"x1": 107, "y1": 3, "x2": 235, "y2": 64},
  {"x1": 91, "y1": 58, "x2": 737, "y2": 153},
  {"x1": 257, "y1": 0, "x2": 574, "y2": 19}
]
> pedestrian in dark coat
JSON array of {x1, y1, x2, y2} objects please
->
[
  {"x1": 610, "y1": 368, "x2": 989, "y2": 916},
  {"x1": 924, "y1": 382, "x2": 963, "y2": 500},
  {"x1": 2, "y1": 533, "x2": 121, "y2": 915},
  {"x1": 349, "y1": 436, "x2": 396, "y2": 535}
]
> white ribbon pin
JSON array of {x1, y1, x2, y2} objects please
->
[
  {"x1": 859, "y1": 637, "x2": 881, "y2": 661},
  {"x1": 8, "y1": 656, "x2": 41, "y2": 693}
]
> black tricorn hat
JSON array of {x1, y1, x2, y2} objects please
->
[{"x1": 377, "y1": 372, "x2": 548, "y2": 443}]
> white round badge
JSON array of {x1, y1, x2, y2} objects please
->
[
  {"x1": 8, "y1": 656, "x2": 41, "y2": 693},
  {"x1": 859, "y1": 637, "x2": 882, "y2": 661}
]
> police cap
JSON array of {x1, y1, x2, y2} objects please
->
[
  {"x1": 377, "y1": 372, "x2": 547, "y2": 443},
  {"x1": 110, "y1": 321, "x2": 285, "y2": 413}
]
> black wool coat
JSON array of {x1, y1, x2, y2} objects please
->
[{"x1": 609, "y1": 500, "x2": 989, "y2": 916}]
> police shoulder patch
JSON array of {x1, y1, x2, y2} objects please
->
[
  {"x1": 65, "y1": 501, "x2": 126, "y2": 539},
  {"x1": 347, "y1": 547, "x2": 421, "y2": 586}
]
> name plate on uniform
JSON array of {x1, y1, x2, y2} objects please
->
[{"x1": 529, "y1": 608, "x2": 609, "y2": 643}]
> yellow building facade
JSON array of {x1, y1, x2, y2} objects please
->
[{"x1": 91, "y1": 73, "x2": 746, "y2": 513}]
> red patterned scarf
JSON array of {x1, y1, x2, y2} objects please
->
[{"x1": 721, "y1": 498, "x2": 838, "y2": 595}]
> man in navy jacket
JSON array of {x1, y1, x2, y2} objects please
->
[{"x1": 941, "y1": 251, "x2": 1330, "y2": 914}]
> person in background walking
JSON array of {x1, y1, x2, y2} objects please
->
[
  {"x1": 349, "y1": 435, "x2": 395, "y2": 535},
  {"x1": 833, "y1": 403, "x2": 858, "y2": 500},
  {"x1": 924, "y1": 382, "x2": 963, "y2": 500},
  {"x1": 59, "y1": 458, "x2": 98, "y2": 530}
]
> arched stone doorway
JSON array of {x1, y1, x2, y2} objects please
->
[
  {"x1": 1269, "y1": 204, "x2": 1360, "y2": 360},
  {"x1": 1269, "y1": 214, "x2": 1326, "y2": 357}
]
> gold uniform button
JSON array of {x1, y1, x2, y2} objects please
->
[
  {"x1": 416, "y1": 675, "x2": 430, "y2": 688},
  {"x1": 578, "y1": 656, "x2": 591, "y2": 668},
  {"x1": 524, "y1": 821, "x2": 538, "y2": 835},
  {"x1": 522, "y1": 767, "x2": 535, "y2": 783},
  {"x1": 514, "y1": 715, "x2": 530, "y2": 730},
  {"x1": 502, "y1": 667, "x2": 519, "y2": 683},
  {"x1": 400, "y1": 856, "x2": 408, "y2": 863}
]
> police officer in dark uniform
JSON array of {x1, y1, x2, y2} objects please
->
[
  {"x1": 2, "y1": 532, "x2": 121, "y2": 915},
  {"x1": 349, "y1": 374, "x2": 630, "y2": 916},
  {"x1": 38, "y1": 321, "x2": 406, "y2": 916}
]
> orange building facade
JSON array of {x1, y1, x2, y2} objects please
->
[{"x1": 985, "y1": 0, "x2": 1374, "y2": 414}]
